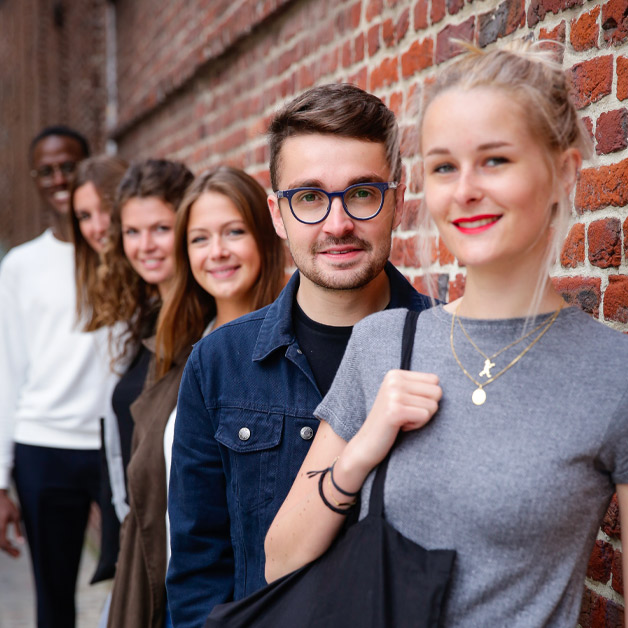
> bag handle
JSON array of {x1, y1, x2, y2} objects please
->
[{"x1": 369, "y1": 309, "x2": 420, "y2": 518}]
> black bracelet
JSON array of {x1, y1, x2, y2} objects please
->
[
  {"x1": 329, "y1": 459, "x2": 359, "y2": 497},
  {"x1": 306, "y1": 467, "x2": 356, "y2": 516}
]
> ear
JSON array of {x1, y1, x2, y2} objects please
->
[
  {"x1": 268, "y1": 193, "x2": 288, "y2": 241},
  {"x1": 556, "y1": 148, "x2": 582, "y2": 200},
  {"x1": 391, "y1": 182, "x2": 406, "y2": 231}
]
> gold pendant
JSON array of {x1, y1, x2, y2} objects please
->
[{"x1": 472, "y1": 388, "x2": 486, "y2": 406}]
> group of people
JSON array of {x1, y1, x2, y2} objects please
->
[{"x1": 0, "y1": 38, "x2": 626, "y2": 628}]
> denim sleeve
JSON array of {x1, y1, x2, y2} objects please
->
[{"x1": 166, "y1": 348, "x2": 234, "y2": 627}]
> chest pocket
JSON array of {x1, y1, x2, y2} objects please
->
[{"x1": 215, "y1": 408, "x2": 283, "y2": 512}]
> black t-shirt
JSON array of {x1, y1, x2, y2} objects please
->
[
  {"x1": 292, "y1": 301, "x2": 354, "y2": 398},
  {"x1": 111, "y1": 343, "x2": 152, "y2": 489}
]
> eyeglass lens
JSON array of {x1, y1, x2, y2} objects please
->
[
  {"x1": 291, "y1": 185, "x2": 384, "y2": 223},
  {"x1": 34, "y1": 161, "x2": 77, "y2": 183}
]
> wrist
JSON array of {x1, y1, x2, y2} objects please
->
[{"x1": 334, "y1": 440, "x2": 372, "y2": 494}]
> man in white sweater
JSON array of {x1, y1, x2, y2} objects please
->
[{"x1": 0, "y1": 127, "x2": 113, "y2": 628}]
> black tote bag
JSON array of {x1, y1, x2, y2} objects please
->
[{"x1": 205, "y1": 309, "x2": 456, "y2": 628}]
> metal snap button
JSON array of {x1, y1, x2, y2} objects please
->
[
  {"x1": 238, "y1": 427, "x2": 251, "y2": 441},
  {"x1": 300, "y1": 426, "x2": 314, "y2": 440}
]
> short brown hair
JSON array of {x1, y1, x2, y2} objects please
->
[{"x1": 268, "y1": 83, "x2": 401, "y2": 190}]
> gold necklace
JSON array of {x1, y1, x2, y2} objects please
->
[
  {"x1": 456, "y1": 313, "x2": 556, "y2": 379},
  {"x1": 450, "y1": 302, "x2": 564, "y2": 406}
]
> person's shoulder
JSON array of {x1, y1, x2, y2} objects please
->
[
  {"x1": 566, "y1": 306, "x2": 628, "y2": 349},
  {"x1": 191, "y1": 305, "x2": 272, "y2": 356},
  {"x1": 353, "y1": 307, "x2": 409, "y2": 339},
  {"x1": 0, "y1": 232, "x2": 52, "y2": 280}
]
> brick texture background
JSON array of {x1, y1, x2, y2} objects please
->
[{"x1": 2, "y1": 0, "x2": 626, "y2": 624}]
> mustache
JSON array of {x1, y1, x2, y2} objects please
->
[{"x1": 311, "y1": 235, "x2": 372, "y2": 254}]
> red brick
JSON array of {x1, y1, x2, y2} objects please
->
[
  {"x1": 401, "y1": 37, "x2": 434, "y2": 78},
  {"x1": 601, "y1": 0, "x2": 628, "y2": 45},
  {"x1": 366, "y1": 0, "x2": 384, "y2": 21},
  {"x1": 618, "y1": 57, "x2": 628, "y2": 101},
  {"x1": 528, "y1": 0, "x2": 583, "y2": 26},
  {"x1": 396, "y1": 8, "x2": 410, "y2": 41},
  {"x1": 449, "y1": 273, "x2": 466, "y2": 300},
  {"x1": 575, "y1": 158, "x2": 628, "y2": 212},
  {"x1": 414, "y1": 0, "x2": 429, "y2": 30},
  {"x1": 390, "y1": 236, "x2": 405, "y2": 266},
  {"x1": 612, "y1": 544, "x2": 624, "y2": 595},
  {"x1": 367, "y1": 24, "x2": 380, "y2": 57},
  {"x1": 369, "y1": 56, "x2": 399, "y2": 91},
  {"x1": 389, "y1": 91, "x2": 403, "y2": 117},
  {"x1": 560, "y1": 222, "x2": 585, "y2": 267},
  {"x1": 595, "y1": 108, "x2": 628, "y2": 154},
  {"x1": 587, "y1": 540, "x2": 613, "y2": 583},
  {"x1": 447, "y1": 0, "x2": 465, "y2": 14},
  {"x1": 435, "y1": 18, "x2": 475, "y2": 64},
  {"x1": 414, "y1": 273, "x2": 448, "y2": 300},
  {"x1": 431, "y1": 0, "x2": 446, "y2": 24},
  {"x1": 354, "y1": 33, "x2": 365, "y2": 64},
  {"x1": 539, "y1": 20, "x2": 566, "y2": 43},
  {"x1": 400, "y1": 124, "x2": 420, "y2": 157},
  {"x1": 478, "y1": 0, "x2": 526, "y2": 47},
  {"x1": 568, "y1": 55, "x2": 614, "y2": 109},
  {"x1": 439, "y1": 237, "x2": 455, "y2": 264},
  {"x1": 582, "y1": 115, "x2": 595, "y2": 142},
  {"x1": 570, "y1": 7, "x2": 600, "y2": 51},
  {"x1": 578, "y1": 587, "x2": 625, "y2": 628},
  {"x1": 603, "y1": 275, "x2": 628, "y2": 322},
  {"x1": 405, "y1": 82, "x2": 423, "y2": 118},
  {"x1": 383, "y1": 18, "x2": 396, "y2": 47},
  {"x1": 588, "y1": 218, "x2": 622, "y2": 268},
  {"x1": 342, "y1": 40, "x2": 352, "y2": 68},
  {"x1": 551, "y1": 276, "x2": 601, "y2": 316},
  {"x1": 601, "y1": 494, "x2": 621, "y2": 539},
  {"x1": 347, "y1": 66, "x2": 368, "y2": 91},
  {"x1": 400, "y1": 199, "x2": 421, "y2": 230},
  {"x1": 408, "y1": 160, "x2": 424, "y2": 194},
  {"x1": 404, "y1": 235, "x2": 421, "y2": 267}
]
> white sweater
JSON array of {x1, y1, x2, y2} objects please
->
[{"x1": 0, "y1": 230, "x2": 118, "y2": 488}]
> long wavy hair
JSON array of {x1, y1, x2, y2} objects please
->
[
  {"x1": 95, "y1": 159, "x2": 194, "y2": 363},
  {"x1": 69, "y1": 156, "x2": 128, "y2": 327},
  {"x1": 155, "y1": 166, "x2": 285, "y2": 378}
]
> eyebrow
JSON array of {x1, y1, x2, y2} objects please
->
[
  {"x1": 425, "y1": 141, "x2": 513, "y2": 157},
  {"x1": 285, "y1": 173, "x2": 387, "y2": 190}
]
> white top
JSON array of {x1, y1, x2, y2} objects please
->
[
  {"x1": 0, "y1": 230, "x2": 118, "y2": 488},
  {"x1": 164, "y1": 318, "x2": 215, "y2": 560}
]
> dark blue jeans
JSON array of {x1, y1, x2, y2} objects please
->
[{"x1": 13, "y1": 443, "x2": 100, "y2": 628}]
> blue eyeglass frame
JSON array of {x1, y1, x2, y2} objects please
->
[{"x1": 275, "y1": 181, "x2": 398, "y2": 225}]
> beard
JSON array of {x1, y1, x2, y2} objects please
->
[{"x1": 292, "y1": 234, "x2": 391, "y2": 292}]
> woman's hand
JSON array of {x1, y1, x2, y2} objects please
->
[{"x1": 341, "y1": 370, "x2": 441, "y2": 480}]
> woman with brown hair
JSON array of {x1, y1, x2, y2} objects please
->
[{"x1": 106, "y1": 165, "x2": 285, "y2": 628}]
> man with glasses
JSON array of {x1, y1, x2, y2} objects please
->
[
  {"x1": 167, "y1": 84, "x2": 434, "y2": 628},
  {"x1": 0, "y1": 126, "x2": 110, "y2": 627}
]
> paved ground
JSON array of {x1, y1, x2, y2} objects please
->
[{"x1": 0, "y1": 536, "x2": 111, "y2": 628}]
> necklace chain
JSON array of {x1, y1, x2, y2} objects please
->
[{"x1": 450, "y1": 302, "x2": 564, "y2": 405}]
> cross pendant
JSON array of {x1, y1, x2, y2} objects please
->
[{"x1": 479, "y1": 358, "x2": 495, "y2": 378}]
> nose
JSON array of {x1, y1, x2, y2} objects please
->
[
  {"x1": 138, "y1": 230, "x2": 156, "y2": 252},
  {"x1": 51, "y1": 166, "x2": 66, "y2": 186},
  {"x1": 321, "y1": 197, "x2": 354, "y2": 237},
  {"x1": 92, "y1": 212, "x2": 109, "y2": 236},
  {"x1": 209, "y1": 235, "x2": 228, "y2": 259},
  {"x1": 453, "y1": 167, "x2": 483, "y2": 206}
]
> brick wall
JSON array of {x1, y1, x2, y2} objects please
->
[
  {"x1": 111, "y1": 1, "x2": 625, "y2": 624},
  {"x1": 0, "y1": 0, "x2": 108, "y2": 252}
]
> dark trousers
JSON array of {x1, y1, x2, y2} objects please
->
[{"x1": 13, "y1": 443, "x2": 101, "y2": 628}]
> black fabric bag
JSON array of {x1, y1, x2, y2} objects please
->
[{"x1": 205, "y1": 309, "x2": 456, "y2": 628}]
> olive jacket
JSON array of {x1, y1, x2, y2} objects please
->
[{"x1": 107, "y1": 339, "x2": 192, "y2": 628}]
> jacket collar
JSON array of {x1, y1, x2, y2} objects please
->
[{"x1": 252, "y1": 261, "x2": 426, "y2": 362}]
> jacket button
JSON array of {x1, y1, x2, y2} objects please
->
[
  {"x1": 300, "y1": 426, "x2": 314, "y2": 440},
  {"x1": 238, "y1": 427, "x2": 251, "y2": 441}
]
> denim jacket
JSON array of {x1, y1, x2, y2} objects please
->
[{"x1": 166, "y1": 263, "x2": 434, "y2": 628}]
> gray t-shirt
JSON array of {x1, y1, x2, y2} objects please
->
[{"x1": 315, "y1": 305, "x2": 628, "y2": 627}]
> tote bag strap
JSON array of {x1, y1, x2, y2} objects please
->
[{"x1": 369, "y1": 308, "x2": 421, "y2": 518}]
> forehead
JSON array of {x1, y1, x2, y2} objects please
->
[
  {"x1": 276, "y1": 134, "x2": 390, "y2": 189},
  {"x1": 121, "y1": 196, "x2": 175, "y2": 224},
  {"x1": 32, "y1": 135, "x2": 85, "y2": 166}
]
